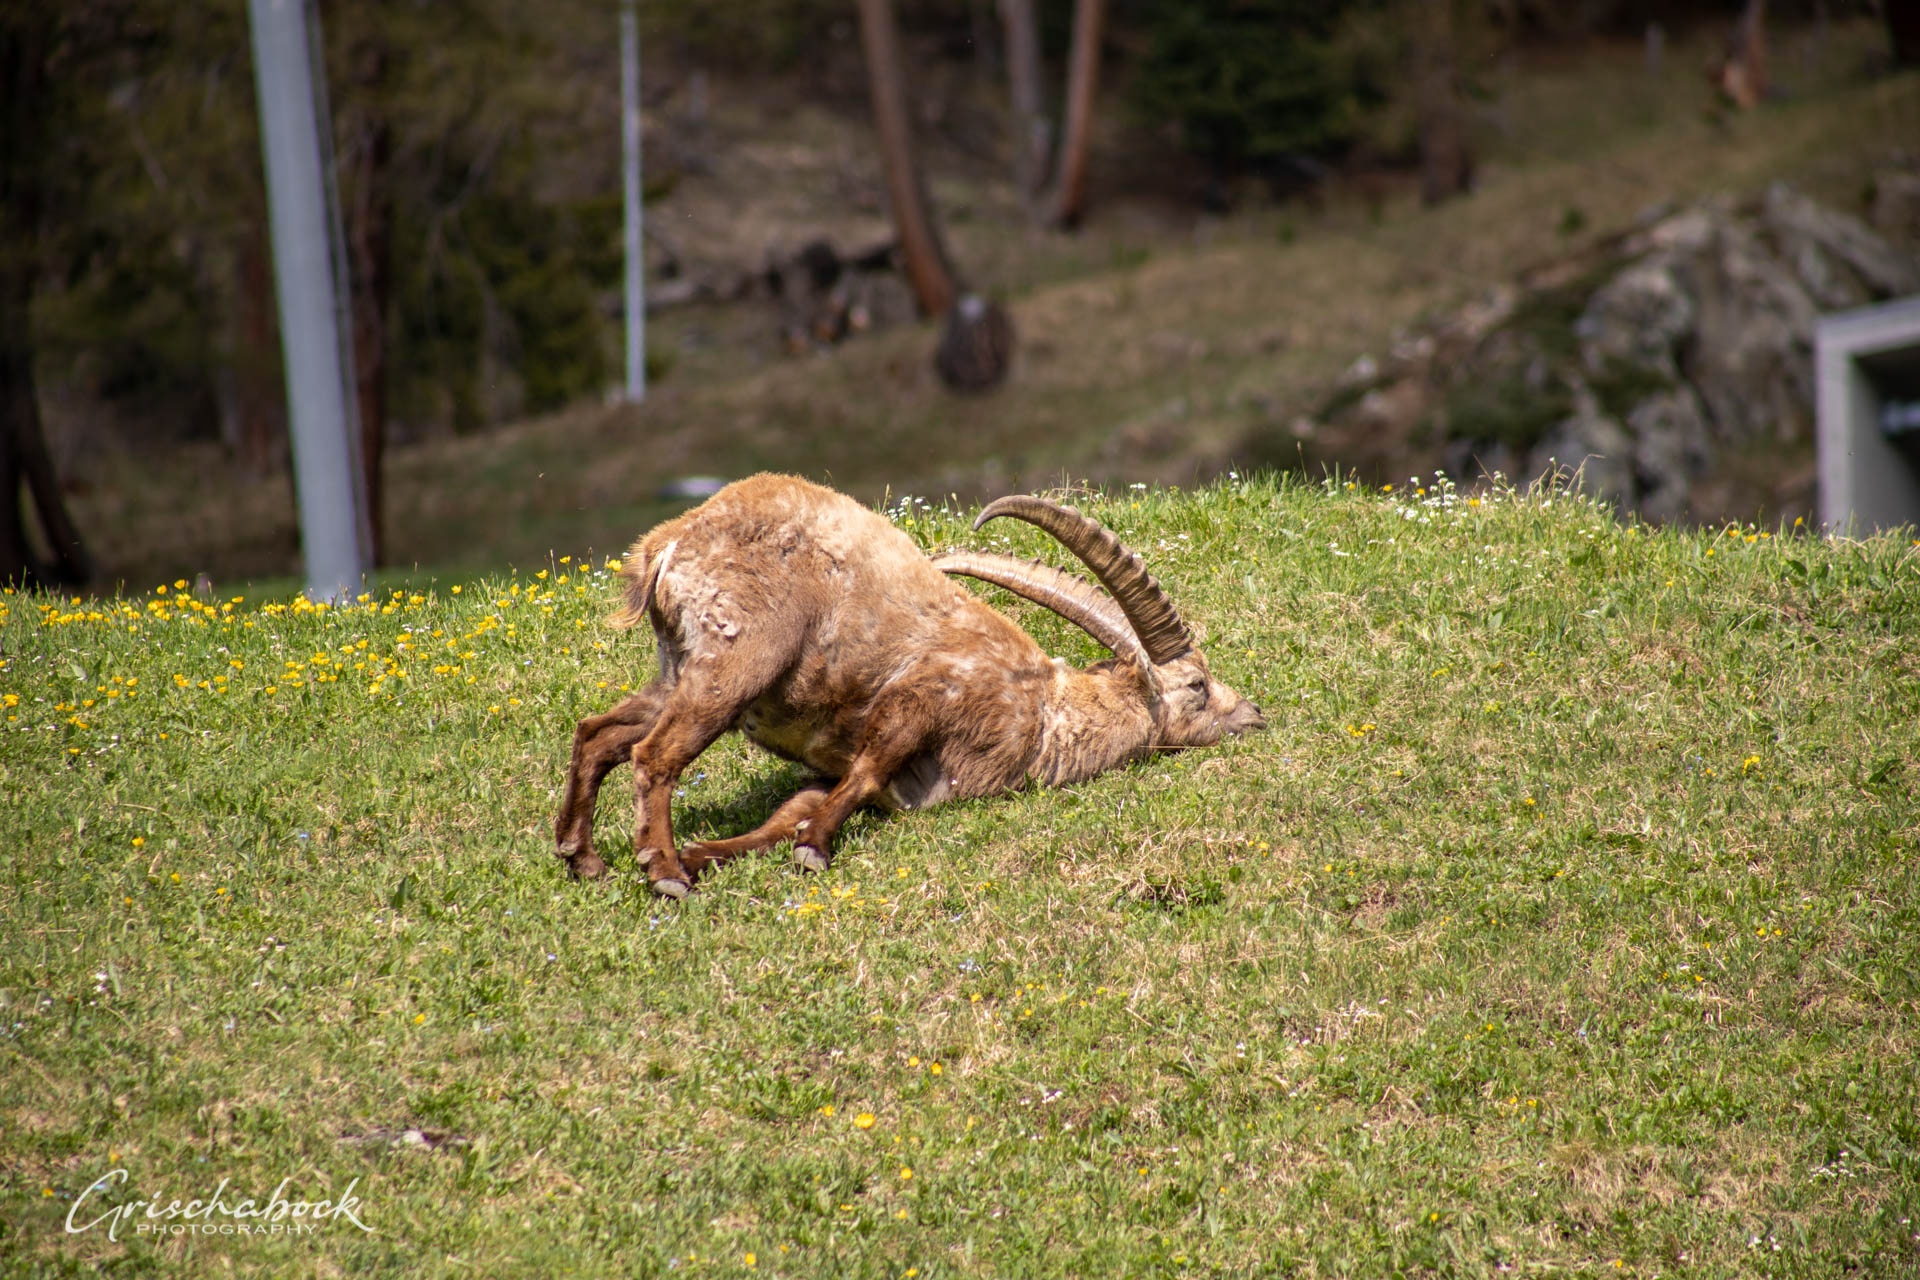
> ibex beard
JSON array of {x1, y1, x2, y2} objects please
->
[{"x1": 554, "y1": 474, "x2": 1264, "y2": 899}]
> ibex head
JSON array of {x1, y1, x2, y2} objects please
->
[{"x1": 932, "y1": 494, "x2": 1266, "y2": 750}]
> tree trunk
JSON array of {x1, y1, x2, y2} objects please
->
[
  {"x1": 998, "y1": 0, "x2": 1050, "y2": 204},
  {"x1": 234, "y1": 224, "x2": 282, "y2": 475},
  {"x1": 0, "y1": 10, "x2": 90, "y2": 589},
  {"x1": 1718, "y1": 0, "x2": 1768, "y2": 109},
  {"x1": 1415, "y1": 0, "x2": 1473, "y2": 207},
  {"x1": 1046, "y1": 0, "x2": 1105, "y2": 230},
  {"x1": 855, "y1": 0, "x2": 956, "y2": 317},
  {"x1": 1891, "y1": 0, "x2": 1920, "y2": 67},
  {"x1": 341, "y1": 7, "x2": 392, "y2": 565}
]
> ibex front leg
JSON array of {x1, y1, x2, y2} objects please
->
[
  {"x1": 555, "y1": 685, "x2": 669, "y2": 880},
  {"x1": 787, "y1": 696, "x2": 931, "y2": 873},
  {"x1": 679, "y1": 782, "x2": 834, "y2": 876}
]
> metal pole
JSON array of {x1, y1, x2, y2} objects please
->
[
  {"x1": 622, "y1": 1, "x2": 646, "y2": 402},
  {"x1": 247, "y1": 0, "x2": 368, "y2": 600}
]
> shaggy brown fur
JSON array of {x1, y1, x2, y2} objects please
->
[{"x1": 554, "y1": 474, "x2": 1263, "y2": 897}]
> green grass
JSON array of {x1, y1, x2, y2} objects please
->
[{"x1": 4, "y1": 476, "x2": 1918, "y2": 1277}]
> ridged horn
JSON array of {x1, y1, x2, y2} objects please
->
[
  {"x1": 930, "y1": 551, "x2": 1147, "y2": 667},
  {"x1": 971, "y1": 495, "x2": 1193, "y2": 663}
]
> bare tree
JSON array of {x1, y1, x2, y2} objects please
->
[
  {"x1": 1414, "y1": 0, "x2": 1473, "y2": 206},
  {"x1": 1046, "y1": 0, "x2": 1105, "y2": 229},
  {"x1": 1717, "y1": 0, "x2": 1768, "y2": 109},
  {"x1": 855, "y1": 0, "x2": 956, "y2": 316},
  {"x1": 1892, "y1": 0, "x2": 1920, "y2": 67},
  {"x1": 998, "y1": 0, "x2": 1050, "y2": 204},
  {"x1": 337, "y1": 1, "x2": 394, "y2": 565},
  {"x1": 215, "y1": 223, "x2": 285, "y2": 478},
  {"x1": 0, "y1": 8, "x2": 91, "y2": 588}
]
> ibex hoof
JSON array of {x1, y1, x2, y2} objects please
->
[
  {"x1": 567, "y1": 850, "x2": 611, "y2": 881},
  {"x1": 649, "y1": 875, "x2": 691, "y2": 901},
  {"x1": 793, "y1": 844, "x2": 830, "y2": 874}
]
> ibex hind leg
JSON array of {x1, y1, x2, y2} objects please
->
[
  {"x1": 630, "y1": 638, "x2": 807, "y2": 899},
  {"x1": 556, "y1": 685, "x2": 670, "y2": 880}
]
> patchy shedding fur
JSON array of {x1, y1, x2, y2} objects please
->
[{"x1": 553, "y1": 474, "x2": 1264, "y2": 898}]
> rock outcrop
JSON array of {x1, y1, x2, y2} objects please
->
[{"x1": 1274, "y1": 176, "x2": 1920, "y2": 525}]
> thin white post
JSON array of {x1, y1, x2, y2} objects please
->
[
  {"x1": 247, "y1": 0, "x2": 369, "y2": 599},
  {"x1": 622, "y1": 0, "x2": 646, "y2": 402}
]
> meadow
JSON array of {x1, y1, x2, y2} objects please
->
[{"x1": 2, "y1": 474, "x2": 1917, "y2": 1277}]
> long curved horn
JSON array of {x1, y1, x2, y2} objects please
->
[
  {"x1": 972, "y1": 495, "x2": 1193, "y2": 663},
  {"x1": 930, "y1": 551, "x2": 1147, "y2": 667}
]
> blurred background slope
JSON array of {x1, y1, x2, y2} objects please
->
[{"x1": 3, "y1": 0, "x2": 1916, "y2": 591}]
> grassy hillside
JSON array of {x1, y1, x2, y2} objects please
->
[{"x1": 4, "y1": 476, "x2": 1917, "y2": 1276}]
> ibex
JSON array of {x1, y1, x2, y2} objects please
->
[{"x1": 555, "y1": 474, "x2": 1264, "y2": 898}]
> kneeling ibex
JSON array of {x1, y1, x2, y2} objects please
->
[{"x1": 555, "y1": 474, "x2": 1264, "y2": 897}]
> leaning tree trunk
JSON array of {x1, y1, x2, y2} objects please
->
[
  {"x1": 1719, "y1": 0, "x2": 1768, "y2": 109},
  {"x1": 855, "y1": 0, "x2": 956, "y2": 317},
  {"x1": 998, "y1": 0, "x2": 1050, "y2": 205},
  {"x1": 0, "y1": 9, "x2": 91, "y2": 589},
  {"x1": 1045, "y1": 0, "x2": 1104, "y2": 229}
]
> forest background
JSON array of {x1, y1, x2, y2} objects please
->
[{"x1": 4, "y1": 0, "x2": 1917, "y2": 593}]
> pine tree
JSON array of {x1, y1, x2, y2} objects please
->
[{"x1": 1127, "y1": 0, "x2": 1369, "y2": 187}]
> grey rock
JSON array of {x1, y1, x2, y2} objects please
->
[
  {"x1": 1577, "y1": 258, "x2": 1693, "y2": 375},
  {"x1": 1763, "y1": 181, "x2": 1920, "y2": 299},
  {"x1": 1628, "y1": 388, "x2": 1714, "y2": 523}
]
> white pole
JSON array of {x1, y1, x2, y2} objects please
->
[
  {"x1": 622, "y1": 1, "x2": 647, "y2": 402},
  {"x1": 247, "y1": 0, "x2": 368, "y2": 600}
]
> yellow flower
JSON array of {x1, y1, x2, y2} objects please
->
[
  {"x1": 132, "y1": 837, "x2": 145, "y2": 848},
  {"x1": 907, "y1": 1056, "x2": 920, "y2": 1067},
  {"x1": 819, "y1": 1105, "x2": 835, "y2": 1118},
  {"x1": 744, "y1": 1254, "x2": 756, "y2": 1269},
  {"x1": 899, "y1": 1167, "x2": 912, "y2": 1180},
  {"x1": 854, "y1": 1113, "x2": 876, "y2": 1129}
]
